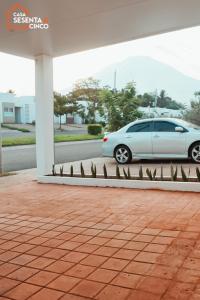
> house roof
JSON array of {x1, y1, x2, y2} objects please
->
[{"x1": 1, "y1": 0, "x2": 200, "y2": 59}]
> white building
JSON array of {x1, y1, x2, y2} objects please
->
[
  {"x1": 0, "y1": 92, "x2": 35, "y2": 124},
  {"x1": 0, "y1": 92, "x2": 184, "y2": 125},
  {"x1": 139, "y1": 106, "x2": 184, "y2": 118}
]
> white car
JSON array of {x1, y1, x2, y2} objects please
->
[{"x1": 102, "y1": 118, "x2": 200, "y2": 164}]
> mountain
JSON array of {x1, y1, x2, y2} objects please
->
[{"x1": 95, "y1": 56, "x2": 200, "y2": 104}]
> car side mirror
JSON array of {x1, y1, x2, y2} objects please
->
[{"x1": 175, "y1": 126, "x2": 184, "y2": 133}]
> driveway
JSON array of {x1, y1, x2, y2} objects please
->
[{"x1": 0, "y1": 171, "x2": 200, "y2": 299}]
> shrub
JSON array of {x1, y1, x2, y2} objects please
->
[
  {"x1": 87, "y1": 124, "x2": 102, "y2": 135},
  {"x1": 98, "y1": 121, "x2": 106, "y2": 127}
]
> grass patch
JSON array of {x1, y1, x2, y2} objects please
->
[
  {"x1": 2, "y1": 134, "x2": 103, "y2": 147},
  {"x1": 54, "y1": 134, "x2": 103, "y2": 143},
  {"x1": 3, "y1": 136, "x2": 36, "y2": 147},
  {"x1": 2, "y1": 124, "x2": 30, "y2": 132}
]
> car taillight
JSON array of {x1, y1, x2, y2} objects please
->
[{"x1": 103, "y1": 136, "x2": 108, "y2": 142}]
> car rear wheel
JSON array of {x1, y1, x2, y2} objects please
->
[
  {"x1": 190, "y1": 142, "x2": 200, "y2": 163},
  {"x1": 114, "y1": 145, "x2": 132, "y2": 164}
]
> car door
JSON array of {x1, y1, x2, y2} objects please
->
[
  {"x1": 124, "y1": 121, "x2": 153, "y2": 156},
  {"x1": 152, "y1": 121, "x2": 186, "y2": 157}
]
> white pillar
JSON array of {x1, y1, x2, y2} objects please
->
[{"x1": 35, "y1": 55, "x2": 54, "y2": 176}]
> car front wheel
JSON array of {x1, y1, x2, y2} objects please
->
[
  {"x1": 190, "y1": 142, "x2": 200, "y2": 163},
  {"x1": 114, "y1": 145, "x2": 132, "y2": 164}
]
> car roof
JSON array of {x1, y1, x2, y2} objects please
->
[
  {"x1": 129, "y1": 118, "x2": 182, "y2": 126},
  {"x1": 119, "y1": 118, "x2": 182, "y2": 131},
  {"x1": 135, "y1": 117, "x2": 180, "y2": 123}
]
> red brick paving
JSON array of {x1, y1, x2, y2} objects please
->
[{"x1": 0, "y1": 180, "x2": 200, "y2": 299}]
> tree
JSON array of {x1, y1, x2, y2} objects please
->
[
  {"x1": 70, "y1": 77, "x2": 102, "y2": 123},
  {"x1": 100, "y1": 82, "x2": 142, "y2": 131},
  {"x1": 157, "y1": 90, "x2": 185, "y2": 110},
  {"x1": 184, "y1": 91, "x2": 200, "y2": 125},
  {"x1": 139, "y1": 90, "x2": 184, "y2": 110},
  {"x1": 54, "y1": 92, "x2": 68, "y2": 129},
  {"x1": 138, "y1": 92, "x2": 155, "y2": 107}
]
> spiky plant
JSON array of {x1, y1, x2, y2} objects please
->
[
  {"x1": 103, "y1": 164, "x2": 108, "y2": 179},
  {"x1": 91, "y1": 163, "x2": 97, "y2": 178},
  {"x1": 196, "y1": 167, "x2": 200, "y2": 182},
  {"x1": 160, "y1": 166, "x2": 164, "y2": 181},
  {"x1": 91, "y1": 163, "x2": 95, "y2": 178},
  {"x1": 116, "y1": 165, "x2": 121, "y2": 179},
  {"x1": 80, "y1": 162, "x2": 85, "y2": 177},
  {"x1": 70, "y1": 165, "x2": 73, "y2": 177},
  {"x1": 91, "y1": 162, "x2": 93, "y2": 174},
  {"x1": 139, "y1": 166, "x2": 143, "y2": 180},
  {"x1": 52, "y1": 164, "x2": 56, "y2": 176},
  {"x1": 152, "y1": 169, "x2": 157, "y2": 180},
  {"x1": 170, "y1": 165, "x2": 178, "y2": 181},
  {"x1": 146, "y1": 168, "x2": 153, "y2": 180},
  {"x1": 94, "y1": 164, "x2": 97, "y2": 178},
  {"x1": 188, "y1": 168, "x2": 191, "y2": 180},
  {"x1": 123, "y1": 168, "x2": 128, "y2": 179},
  {"x1": 127, "y1": 167, "x2": 131, "y2": 179},
  {"x1": 180, "y1": 166, "x2": 188, "y2": 182},
  {"x1": 60, "y1": 165, "x2": 64, "y2": 177}
]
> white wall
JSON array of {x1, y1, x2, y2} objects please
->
[
  {"x1": 16, "y1": 96, "x2": 35, "y2": 123},
  {"x1": 0, "y1": 93, "x2": 35, "y2": 124}
]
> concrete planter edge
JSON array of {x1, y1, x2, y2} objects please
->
[{"x1": 38, "y1": 175, "x2": 200, "y2": 192}]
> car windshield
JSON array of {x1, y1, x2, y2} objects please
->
[{"x1": 177, "y1": 119, "x2": 200, "y2": 130}]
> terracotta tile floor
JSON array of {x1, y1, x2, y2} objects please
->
[{"x1": 0, "y1": 177, "x2": 200, "y2": 299}]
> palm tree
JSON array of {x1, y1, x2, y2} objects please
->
[{"x1": 158, "y1": 90, "x2": 168, "y2": 108}]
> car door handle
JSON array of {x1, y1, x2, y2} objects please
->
[
  {"x1": 153, "y1": 135, "x2": 160, "y2": 138},
  {"x1": 126, "y1": 136, "x2": 132, "y2": 139}
]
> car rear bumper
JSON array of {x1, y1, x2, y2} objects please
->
[{"x1": 102, "y1": 143, "x2": 113, "y2": 157}]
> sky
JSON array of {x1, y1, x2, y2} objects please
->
[{"x1": 1, "y1": 25, "x2": 200, "y2": 96}]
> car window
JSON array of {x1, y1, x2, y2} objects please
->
[
  {"x1": 127, "y1": 122, "x2": 152, "y2": 133},
  {"x1": 154, "y1": 121, "x2": 177, "y2": 132}
]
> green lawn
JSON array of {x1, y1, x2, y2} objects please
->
[{"x1": 2, "y1": 134, "x2": 103, "y2": 147}]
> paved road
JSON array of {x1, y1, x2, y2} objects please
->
[
  {"x1": 2, "y1": 139, "x2": 194, "y2": 173},
  {"x1": 2, "y1": 140, "x2": 102, "y2": 172}
]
